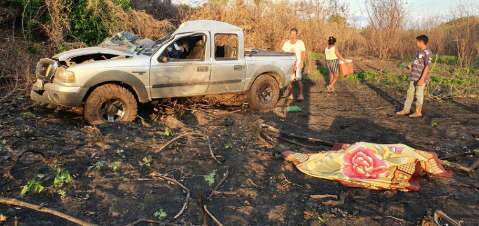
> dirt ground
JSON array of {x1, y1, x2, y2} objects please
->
[{"x1": 0, "y1": 71, "x2": 478, "y2": 226}]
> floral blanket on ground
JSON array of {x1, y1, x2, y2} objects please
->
[{"x1": 289, "y1": 142, "x2": 451, "y2": 191}]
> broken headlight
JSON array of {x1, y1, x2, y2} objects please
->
[{"x1": 54, "y1": 67, "x2": 76, "y2": 83}]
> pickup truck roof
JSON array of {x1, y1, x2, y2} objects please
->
[{"x1": 174, "y1": 20, "x2": 242, "y2": 34}]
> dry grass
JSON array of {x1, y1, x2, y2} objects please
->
[{"x1": 0, "y1": 39, "x2": 45, "y2": 100}]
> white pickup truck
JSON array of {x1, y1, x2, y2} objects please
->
[{"x1": 31, "y1": 20, "x2": 296, "y2": 124}]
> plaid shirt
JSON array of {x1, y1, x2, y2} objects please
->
[{"x1": 410, "y1": 48, "x2": 432, "y2": 81}]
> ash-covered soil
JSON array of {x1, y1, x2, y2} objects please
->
[{"x1": 0, "y1": 75, "x2": 478, "y2": 226}]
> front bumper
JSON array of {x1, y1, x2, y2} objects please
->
[{"x1": 30, "y1": 80, "x2": 87, "y2": 107}]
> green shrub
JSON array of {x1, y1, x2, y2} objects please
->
[
  {"x1": 70, "y1": 0, "x2": 109, "y2": 45},
  {"x1": 436, "y1": 55, "x2": 458, "y2": 65},
  {"x1": 112, "y1": 0, "x2": 132, "y2": 10}
]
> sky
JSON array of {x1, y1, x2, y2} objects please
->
[
  {"x1": 347, "y1": 0, "x2": 479, "y2": 27},
  {"x1": 173, "y1": 0, "x2": 479, "y2": 26}
]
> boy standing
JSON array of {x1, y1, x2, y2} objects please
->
[
  {"x1": 282, "y1": 28, "x2": 306, "y2": 101},
  {"x1": 396, "y1": 35, "x2": 432, "y2": 118}
]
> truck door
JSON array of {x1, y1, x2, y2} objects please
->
[
  {"x1": 150, "y1": 33, "x2": 211, "y2": 98},
  {"x1": 207, "y1": 32, "x2": 245, "y2": 94}
]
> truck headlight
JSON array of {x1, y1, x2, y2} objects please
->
[{"x1": 54, "y1": 67, "x2": 75, "y2": 83}]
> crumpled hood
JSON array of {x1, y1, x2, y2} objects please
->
[{"x1": 53, "y1": 47, "x2": 134, "y2": 61}]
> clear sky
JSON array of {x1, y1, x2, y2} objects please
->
[
  {"x1": 173, "y1": 0, "x2": 479, "y2": 26},
  {"x1": 348, "y1": 0, "x2": 479, "y2": 26}
]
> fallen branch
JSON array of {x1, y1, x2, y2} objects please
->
[
  {"x1": 154, "y1": 132, "x2": 222, "y2": 164},
  {"x1": 433, "y1": 210, "x2": 463, "y2": 226},
  {"x1": 310, "y1": 194, "x2": 338, "y2": 200},
  {"x1": 154, "y1": 133, "x2": 192, "y2": 153},
  {"x1": 203, "y1": 204, "x2": 223, "y2": 226},
  {"x1": 125, "y1": 218, "x2": 161, "y2": 226},
  {"x1": 442, "y1": 159, "x2": 479, "y2": 174},
  {"x1": 204, "y1": 135, "x2": 222, "y2": 164},
  {"x1": 210, "y1": 191, "x2": 238, "y2": 196},
  {"x1": 207, "y1": 169, "x2": 230, "y2": 200},
  {"x1": 317, "y1": 192, "x2": 346, "y2": 206},
  {"x1": 0, "y1": 198, "x2": 96, "y2": 226},
  {"x1": 384, "y1": 215, "x2": 406, "y2": 223},
  {"x1": 260, "y1": 123, "x2": 334, "y2": 147},
  {"x1": 150, "y1": 174, "x2": 190, "y2": 219}
]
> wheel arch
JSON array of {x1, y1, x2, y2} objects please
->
[
  {"x1": 83, "y1": 81, "x2": 140, "y2": 104},
  {"x1": 82, "y1": 71, "x2": 151, "y2": 103},
  {"x1": 244, "y1": 62, "x2": 290, "y2": 91}
]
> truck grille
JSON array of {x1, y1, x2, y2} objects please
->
[{"x1": 35, "y1": 58, "x2": 58, "y2": 80}]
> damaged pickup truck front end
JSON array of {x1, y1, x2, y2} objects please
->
[{"x1": 31, "y1": 47, "x2": 134, "y2": 107}]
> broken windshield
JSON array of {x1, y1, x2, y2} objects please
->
[{"x1": 137, "y1": 33, "x2": 174, "y2": 56}]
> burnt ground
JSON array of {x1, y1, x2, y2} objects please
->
[{"x1": 0, "y1": 72, "x2": 478, "y2": 226}]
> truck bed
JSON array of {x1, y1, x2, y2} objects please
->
[{"x1": 245, "y1": 48, "x2": 294, "y2": 57}]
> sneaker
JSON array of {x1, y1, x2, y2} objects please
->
[{"x1": 297, "y1": 95, "x2": 304, "y2": 101}]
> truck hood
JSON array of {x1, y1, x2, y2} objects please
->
[{"x1": 53, "y1": 47, "x2": 134, "y2": 61}]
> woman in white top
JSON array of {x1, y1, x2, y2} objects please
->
[{"x1": 325, "y1": 36, "x2": 345, "y2": 92}]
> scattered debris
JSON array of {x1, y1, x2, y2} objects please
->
[
  {"x1": 310, "y1": 194, "x2": 338, "y2": 200},
  {"x1": 148, "y1": 173, "x2": 191, "y2": 220},
  {"x1": 163, "y1": 115, "x2": 186, "y2": 129},
  {"x1": 154, "y1": 132, "x2": 222, "y2": 164},
  {"x1": 442, "y1": 159, "x2": 479, "y2": 174},
  {"x1": 208, "y1": 169, "x2": 230, "y2": 200},
  {"x1": 125, "y1": 218, "x2": 162, "y2": 226},
  {"x1": 320, "y1": 192, "x2": 346, "y2": 206},
  {"x1": 0, "y1": 198, "x2": 96, "y2": 226},
  {"x1": 203, "y1": 204, "x2": 223, "y2": 226},
  {"x1": 433, "y1": 210, "x2": 463, "y2": 226},
  {"x1": 260, "y1": 123, "x2": 334, "y2": 147}
]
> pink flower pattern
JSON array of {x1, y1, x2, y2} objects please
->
[{"x1": 343, "y1": 147, "x2": 388, "y2": 179}]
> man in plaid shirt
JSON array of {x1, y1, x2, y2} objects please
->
[{"x1": 396, "y1": 35, "x2": 432, "y2": 118}]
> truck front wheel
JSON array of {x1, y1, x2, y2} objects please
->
[
  {"x1": 84, "y1": 84, "x2": 138, "y2": 125},
  {"x1": 248, "y1": 74, "x2": 280, "y2": 111}
]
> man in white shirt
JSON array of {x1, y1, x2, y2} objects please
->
[{"x1": 282, "y1": 28, "x2": 306, "y2": 101}]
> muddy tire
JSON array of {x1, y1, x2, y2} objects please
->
[
  {"x1": 248, "y1": 74, "x2": 280, "y2": 111},
  {"x1": 84, "y1": 84, "x2": 137, "y2": 125}
]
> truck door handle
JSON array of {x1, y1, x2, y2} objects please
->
[
  {"x1": 234, "y1": 65, "x2": 243, "y2": 71},
  {"x1": 197, "y1": 66, "x2": 209, "y2": 72}
]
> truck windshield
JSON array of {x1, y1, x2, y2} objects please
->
[{"x1": 137, "y1": 33, "x2": 173, "y2": 56}]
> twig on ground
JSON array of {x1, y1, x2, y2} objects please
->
[
  {"x1": 154, "y1": 133, "x2": 192, "y2": 153},
  {"x1": 203, "y1": 204, "x2": 223, "y2": 226},
  {"x1": 150, "y1": 174, "x2": 190, "y2": 219},
  {"x1": 137, "y1": 116, "x2": 151, "y2": 128},
  {"x1": 260, "y1": 123, "x2": 334, "y2": 147},
  {"x1": 310, "y1": 194, "x2": 338, "y2": 200},
  {"x1": 275, "y1": 134, "x2": 325, "y2": 149},
  {"x1": 318, "y1": 192, "x2": 346, "y2": 206},
  {"x1": 384, "y1": 215, "x2": 406, "y2": 223},
  {"x1": 211, "y1": 191, "x2": 238, "y2": 196},
  {"x1": 442, "y1": 159, "x2": 479, "y2": 174},
  {"x1": 125, "y1": 218, "x2": 161, "y2": 226},
  {"x1": 154, "y1": 132, "x2": 223, "y2": 164},
  {"x1": 204, "y1": 135, "x2": 222, "y2": 164},
  {"x1": 433, "y1": 210, "x2": 463, "y2": 226},
  {"x1": 207, "y1": 169, "x2": 229, "y2": 200},
  {"x1": 0, "y1": 198, "x2": 96, "y2": 226}
]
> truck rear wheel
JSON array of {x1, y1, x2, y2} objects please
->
[
  {"x1": 84, "y1": 84, "x2": 137, "y2": 125},
  {"x1": 248, "y1": 74, "x2": 279, "y2": 111}
]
